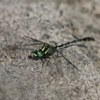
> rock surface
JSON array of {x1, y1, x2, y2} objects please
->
[{"x1": 0, "y1": 0, "x2": 100, "y2": 100}]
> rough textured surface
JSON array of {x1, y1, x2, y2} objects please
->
[{"x1": 0, "y1": 0, "x2": 100, "y2": 100}]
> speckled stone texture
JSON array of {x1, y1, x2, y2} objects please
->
[{"x1": 0, "y1": 0, "x2": 100, "y2": 100}]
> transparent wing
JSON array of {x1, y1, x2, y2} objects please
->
[
  {"x1": 2, "y1": 34, "x2": 50, "y2": 51},
  {"x1": 55, "y1": 49, "x2": 80, "y2": 71},
  {"x1": 1, "y1": 34, "x2": 51, "y2": 60},
  {"x1": 23, "y1": 35, "x2": 50, "y2": 46}
]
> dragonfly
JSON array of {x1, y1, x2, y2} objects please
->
[
  {"x1": 2, "y1": 35, "x2": 95, "y2": 70},
  {"x1": 23, "y1": 36, "x2": 94, "y2": 70}
]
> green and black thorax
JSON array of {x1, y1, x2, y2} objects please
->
[{"x1": 31, "y1": 43, "x2": 57, "y2": 58}]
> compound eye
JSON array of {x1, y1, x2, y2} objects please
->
[{"x1": 37, "y1": 52, "x2": 42, "y2": 57}]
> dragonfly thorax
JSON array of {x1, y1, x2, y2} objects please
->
[{"x1": 31, "y1": 44, "x2": 56, "y2": 58}]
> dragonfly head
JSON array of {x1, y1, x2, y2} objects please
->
[{"x1": 31, "y1": 49, "x2": 43, "y2": 57}]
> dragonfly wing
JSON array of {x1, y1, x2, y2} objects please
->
[
  {"x1": 56, "y1": 50, "x2": 80, "y2": 71},
  {"x1": 2, "y1": 44, "x2": 34, "y2": 51},
  {"x1": 1, "y1": 35, "x2": 42, "y2": 54},
  {"x1": 23, "y1": 35, "x2": 50, "y2": 46}
]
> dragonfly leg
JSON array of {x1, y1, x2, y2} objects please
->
[
  {"x1": 50, "y1": 41, "x2": 57, "y2": 46},
  {"x1": 41, "y1": 57, "x2": 51, "y2": 67}
]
